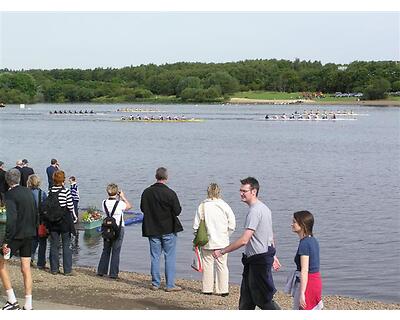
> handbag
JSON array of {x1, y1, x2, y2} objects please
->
[
  {"x1": 193, "y1": 203, "x2": 209, "y2": 247},
  {"x1": 38, "y1": 223, "x2": 48, "y2": 238},
  {"x1": 191, "y1": 245, "x2": 204, "y2": 272}
]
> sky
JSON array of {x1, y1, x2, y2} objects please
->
[{"x1": 0, "y1": 8, "x2": 399, "y2": 70}]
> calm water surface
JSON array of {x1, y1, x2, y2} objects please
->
[{"x1": 0, "y1": 103, "x2": 399, "y2": 303}]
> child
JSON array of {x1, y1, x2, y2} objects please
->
[{"x1": 69, "y1": 176, "x2": 79, "y2": 220}]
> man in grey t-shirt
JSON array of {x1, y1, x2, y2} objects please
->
[
  {"x1": 213, "y1": 177, "x2": 281, "y2": 309},
  {"x1": 244, "y1": 200, "x2": 274, "y2": 257}
]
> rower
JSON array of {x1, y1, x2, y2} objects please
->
[{"x1": 265, "y1": 114, "x2": 269, "y2": 119}]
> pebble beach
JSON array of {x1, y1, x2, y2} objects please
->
[{"x1": 2, "y1": 260, "x2": 399, "y2": 310}]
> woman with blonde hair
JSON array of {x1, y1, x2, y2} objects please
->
[
  {"x1": 27, "y1": 174, "x2": 48, "y2": 269},
  {"x1": 193, "y1": 183, "x2": 236, "y2": 296},
  {"x1": 97, "y1": 183, "x2": 132, "y2": 279}
]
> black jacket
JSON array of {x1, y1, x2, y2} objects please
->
[
  {"x1": 4, "y1": 185, "x2": 37, "y2": 243},
  {"x1": 0, "y1": 168, "x2": 8, "y2": 193},
  {"x1": 140, "y1": 182, "x2": 183, "y2": 237},
  {"x1": 20, "y1": 166, "x2": 34, "y2": 187}
]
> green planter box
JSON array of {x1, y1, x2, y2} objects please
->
[{"x1": 82, "y1": 218, "x2": 102, "y2": 230}]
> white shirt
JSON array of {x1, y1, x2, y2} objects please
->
[
  {"x1": 102, "y1": 199, "x2": 127, "y2": 227},
  {"x1": 193, "y1": 198, "x2": 236, "y2": 250}
]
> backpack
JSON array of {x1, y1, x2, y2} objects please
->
[
  {"x1": 101, "y1": 200, "x2": 121, "y2": 241},
  {"x1": 42, "y1": 188, "x2": 66, "y2": 224},
  {"x1": 37, "y1": 189, "x2": 46, "y2": 216}
]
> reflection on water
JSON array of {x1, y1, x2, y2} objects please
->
[{"x1": 82, "y1": 229, "x2": 102, "y2": 248}]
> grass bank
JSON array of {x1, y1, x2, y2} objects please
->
[{"x1": 231, "y1": 91, "x2": 400, "y2": 105}]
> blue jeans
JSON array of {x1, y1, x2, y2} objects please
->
[
  {"x1": 148, "y1": 233, "x2": 177, "y2": 289},
  {"x1": 50, "y1": 231, "x2": 72, "y2": 274},
  {"x1": 31, "y1": 235, "x2": 48, "y2": 268},
  {"x1": 73, "y1": 200, "x2": 79, "y2": 219},
  {"x1": 97, "y1": 227, "x2": 124, "y2": 278}
]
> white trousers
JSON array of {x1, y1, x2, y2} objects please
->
[{"x1": 201, "y1": 248, "x2": 229, "y2": 294}]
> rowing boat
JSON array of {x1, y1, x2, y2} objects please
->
[
  {"x1": 120, "y1": 118, "x2": 204, "y2": 123},
  {"x1": 264, "y1": 118, "x2": 357, "y2": 121},
  {"x1": 116, "y1": 109, "x2": 162, "y2": 113}
]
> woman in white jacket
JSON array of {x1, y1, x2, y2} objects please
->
[{"x1": 193, "y1": 183, "x2": 236, "y2": 296}]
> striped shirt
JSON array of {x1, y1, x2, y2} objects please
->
[
  {"x1": 50, "y1": 186, "x2": 77, "y2": 219},
  {"x1": 70, "y1": 183, "x2": 80, "y2": 201}
]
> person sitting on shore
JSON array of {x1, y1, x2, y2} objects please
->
[{"x1": 97, "y1": 184, "x2": 131, "y2": 279}]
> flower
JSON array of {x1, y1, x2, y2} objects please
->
[{"x1": 82, "y1": 207, "x2": 103, "y2": 223}]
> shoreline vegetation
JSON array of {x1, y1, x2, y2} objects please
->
[
  {"x1": 1, "y1": 59, "x2": 399, "y2": 105},
  {"x1": 4, "y1": 260, "x2": 400, "y2": 310}
]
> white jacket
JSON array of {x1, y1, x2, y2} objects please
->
[{"x1": 193, "y1": 198, "x2": 236, "y2": 250}]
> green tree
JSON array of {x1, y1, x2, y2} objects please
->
[
  {"x1": 362, "y1": 78, "x2": 391, "y2": 100},
  {"x1": 176, "y1": 76, "x2": 202, "y2": 96},
  {"x1": 391, "y1": 80, "x2": 400, "y2": 92},
  {"x1": 0, "y1": 72, "x2": 37, "y2": 102},
  {"x1": 205, "y1": 71, "x2": 239, "y2": 95}
]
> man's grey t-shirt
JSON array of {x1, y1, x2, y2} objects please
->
[{"x1": 244, "y1": 200, "x2": 274, "y2": 257}]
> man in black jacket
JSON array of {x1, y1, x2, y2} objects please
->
[
  {"x1": 0, "y1": 161, "x2": 8, "y2": 207},
  {"x1": 0, "y1": 169, "x2": 37, "y2": 310},
  {"x1": 20, "y1": 159, "x2": 34, "y2": 187},
  {"x1": 140, "y1": 167, "x2": 183, "y2": 292}
]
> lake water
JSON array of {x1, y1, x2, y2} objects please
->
[{"x1": 0, "y1": 103, "x2": 399, "y2": 304}]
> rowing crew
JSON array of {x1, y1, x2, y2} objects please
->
[
  {"x1": 49, "y1": 110, "x2": 95, "y2": 114},
  {"x1": 121, "y1": 115, "x2": 187, "y2": 121},
  {"x1": 116, "y1": 108, "x2": 160, "y2": 112},
  {"x1": 301, "y1": 109, "x2": 353, "y2": 115},
  {"x1": 265, "y1": 113, "x2": 337, "y2": 120}
]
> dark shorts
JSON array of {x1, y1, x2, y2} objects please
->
[{"x1": 8, "y1": 238, "x2": 33, "y2": 258}]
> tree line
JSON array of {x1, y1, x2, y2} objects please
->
[{"x1": 0, "y1": 59, "x2": 399, "y2": 104}]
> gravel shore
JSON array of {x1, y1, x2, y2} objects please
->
[{"x1": 2, "y1": 260, "x2": 399, "y2": 310}]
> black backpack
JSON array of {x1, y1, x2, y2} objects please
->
[
  {"x1": 42, "y1": 188, "x2": 66, "y2": 224},
  {"x1": 101, "y1": 200, "x2": 121, "y2": 241},
  {"x1": 37, "y1": 189, "x2": 46, "y2": 216}
]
